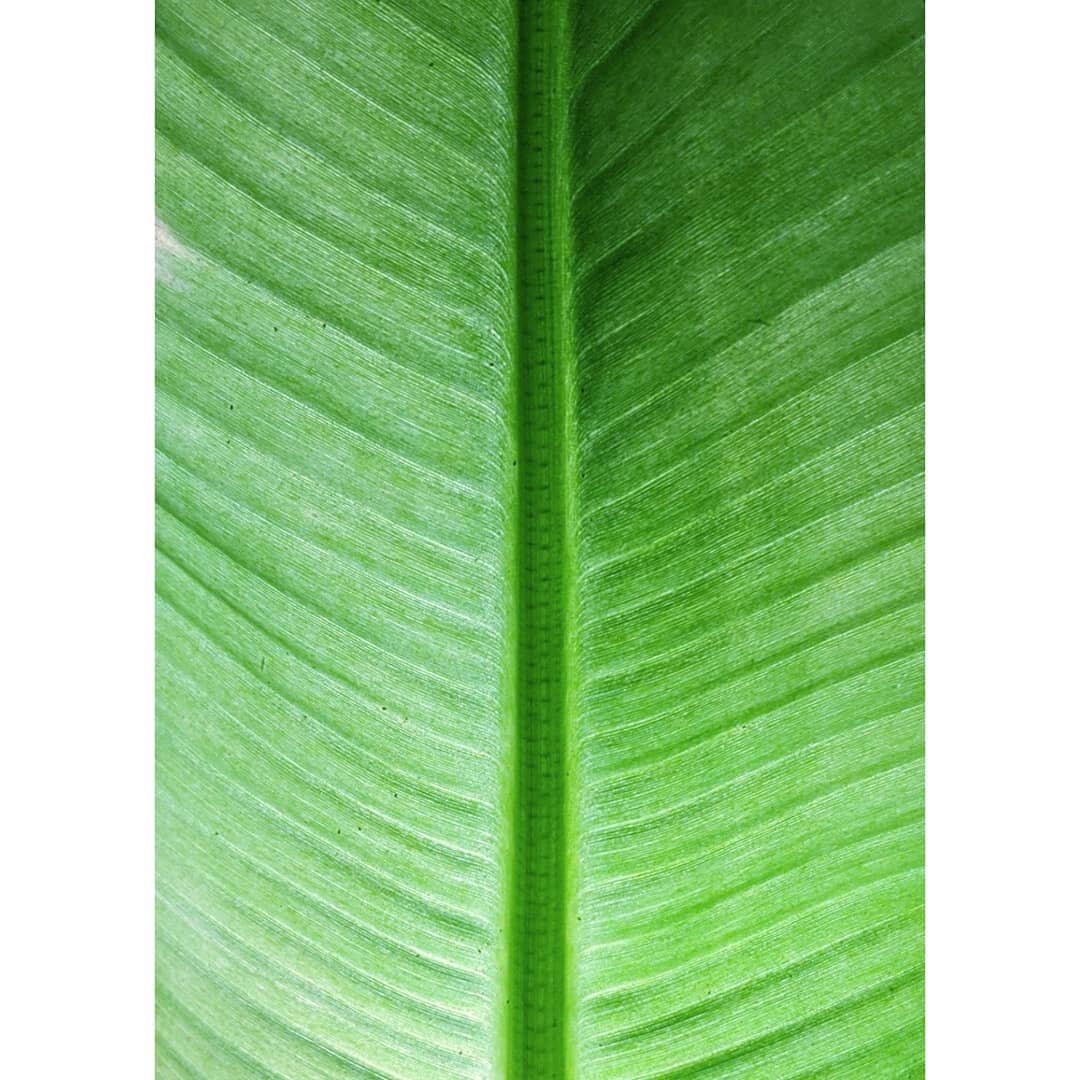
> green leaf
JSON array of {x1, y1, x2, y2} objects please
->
[{"x1": 156, "y1": 0, "x2": 923, "y2": 1076}]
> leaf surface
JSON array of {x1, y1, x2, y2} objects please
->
[{"x1": 156, "y1": 0, "x2": 923, "y2": 1076}]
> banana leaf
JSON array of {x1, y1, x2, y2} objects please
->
[{"x1": 156, "y1": 0, "x2": 924, "y2": 1074}]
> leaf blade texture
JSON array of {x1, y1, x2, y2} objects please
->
[{"x1": 156, "y1": 0, "x2": 924, "y2": 1075}]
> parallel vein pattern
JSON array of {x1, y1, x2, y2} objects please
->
[
  {"x1": 567, "y1": 0, "x2": 924, "y2": 1075},
  {"x1": 157, "y1": 0, "x2": 923, "y2": 1076},
  {"x1": 155, "y1": 1, "x2": 517, "y2": 1075}
]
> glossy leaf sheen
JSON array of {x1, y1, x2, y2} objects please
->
[{"x1": 156, "y1": 0, "x2": 923, "y2": 1076}]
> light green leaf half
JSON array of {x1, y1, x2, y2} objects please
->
[{"x1": 156, "y1": 0, "x2": 923, "y2": 1077}]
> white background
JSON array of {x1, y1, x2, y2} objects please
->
[{"x1": 2, "y1": 1, "x2": 1077, "y2": 1075}]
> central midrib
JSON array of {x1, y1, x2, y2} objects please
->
[{"x1": 511, "y1": 0, "x2": 577, "y2": 1076}]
